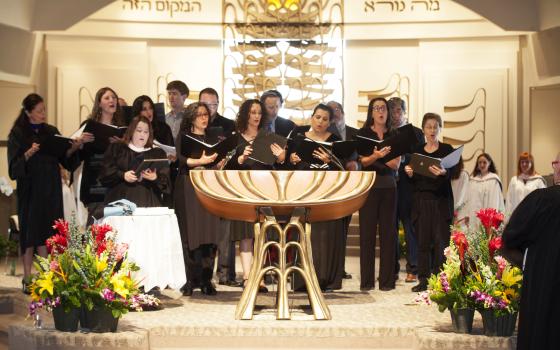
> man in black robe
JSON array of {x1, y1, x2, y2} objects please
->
[{"x1": 502, "y1": 152, "x2": 560, "y2": 350}]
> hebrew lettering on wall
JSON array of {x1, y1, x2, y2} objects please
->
[
  {"x1": 121, "y1": 0, "x2": 202, "y2": 18},
  {"x1": 363, "y1": 0, "x2": 440, "y2": 13},
  {"x1": 222, "y1": 0, "x2": 343, "y2": 122}
]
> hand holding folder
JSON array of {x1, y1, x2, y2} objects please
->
[
  {"x1": 356, "y1": 124, "x2": 419, "y2": 162},
  {"x1": 180, "y1": 132, "x2": 237, "y2": 163},
  {"x1": 247, "y1": 130, "x2": 287, "y2": 165},
  {"x1": 83, "y1": 120, "x2": 127, "y2": 152},
  {"x1": 133, "y1": 158, "x2": 169, "y2": 177},
  {"x1": 39, "y1": 134, "x2": 73, "y2": 158},
  {"x1": 409, "y1": 145, "x2": 464, "y2": 178}
]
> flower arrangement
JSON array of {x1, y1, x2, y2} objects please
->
[
  {"x1": 29, "y1": 218, "x2": 140, "y2": 319},
  {"x1": 129, "y1": 293, "x2": 162, "y2": 312},
  {"x1": 418, "y1": 208, "x2": 522, "y2": 317}
]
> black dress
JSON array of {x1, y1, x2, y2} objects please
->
[
  {"x1": 99, "y1": 143, "x2": 170, "y2": 207},
  {"x1": 8, "y1": 123, "x2": 79, "y2": 252},
  {"x1": 152, "y1": 120, "x2": 174, "y2": 147},
  {"x1": 288, "y1": 129, "x2": 345, "y2": 291},
  {"x1": 503, "y1": 186, "x2": 560, "y2": 350}
]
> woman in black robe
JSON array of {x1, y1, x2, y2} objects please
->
[
  {"x1": 174, "y1": 102, "x2": 228, "y2": 296},
  {"x1": 404, "y1": 113, "x2": 454, "y2": 292},
  {"x1": 288, "y1": 103, "x2": 346, "y2": 292},
  {"x1": 7, "y1": 93, "x2": 82, "y2": 292},
  {"x1": 224, "y1": 99, "x2": 286, "y2": 292},
  {"x1": 502, "y1": 155, "x2": 560, "y2": 350},
  {"x1": 79, "y1": 87, "x2": 126, "y2": 220},
  {"x1": 131, "y1": 95, "x2": 174, "y2": 147},
  {"x1": 100, "y1": 116, "x2": 169, "y2": 207}
]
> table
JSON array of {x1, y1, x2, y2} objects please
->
[{"x1": 102, "y1": 208, "x2": 186, "y2": 291}]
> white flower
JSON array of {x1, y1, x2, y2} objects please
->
[{"x1": 0, "y1": 177, "x2": 14, "y2": 197}]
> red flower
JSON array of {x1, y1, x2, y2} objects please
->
[
  {"x1": 476, "y1": 208, "x2": 504, "y2": 232},
  {"x1": 451, "y1": 230, "x2": 469, "y2": 262},
  {"x1": 488, "y1": 236, "x2": 503, "y2": 259},
  {"x1": 90, "y1": 224, "x2": 113, "y2": 256},
  {"x1": 46, "y1": 233, "x2": 67, "y2": 255},
  {"x1": 52, "y1": 219, "x2": 69, "y2": 236}
]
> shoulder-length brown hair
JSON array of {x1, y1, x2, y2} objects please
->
[
  {"x1": 363, "y1": 97, "x2": 392, "y2": 132},
  {"x1": 88, "y1": 87, "x2": 124, "y2": 126},
  {"x1": 235, "y1": 99, "x2": 264, "y2": 133},
  {"x1": 517, "y1": 152, "x2": 536, "y2": 176},
  {"x1": 472, "y1": 152, "x2": 498, "y2": 177},
  {"x1": 122, "y1": 116, "x2": 154, "y2": 148},
  {"x1": 179, "y1": 102, "x2": 211, "y2": 135}
]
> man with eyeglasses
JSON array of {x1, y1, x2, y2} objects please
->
[
  {"x1": 388, "y1": 97, "x2": 424, "y2": 284},
  {"x1": 502, "y1": 151, "x2": 560, "y2": 350},
  {"x1": 198, "y1": 87, "x2": 239, "y2": 288},
  {"x1": 199, "y1": 87, "x2": 235, "y2": 136}
]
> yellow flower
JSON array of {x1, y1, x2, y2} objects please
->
[
  {"x1": 501, "y1": 267, "x2": 522, "y2": 287},
  {"x1": 110, "y1": 274, "x2": 130, "y2": 298},
  {"x1": 36, "y1": 271, "x2": 54, "y2": 295},
  {"x1": 96, "y1": 256, "x2": 108, "y2": 274}
]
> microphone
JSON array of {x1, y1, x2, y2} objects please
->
[{"x1": 301, "y1": 135, "x2": 345, "y2": 171}]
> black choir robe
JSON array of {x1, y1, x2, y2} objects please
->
[
  {"x1": 99, "y1": 143, "x2": 170, "y2": 207},
  {"x1": 502, "y1": 186, "x2": 560, "y2": 350},
  {"x1": 8, "y1": 123, "x2": 79, "y2": 251}
]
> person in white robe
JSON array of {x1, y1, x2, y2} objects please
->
[
  {"x1": 450, "y1": 157, "x2": 469, "y2": 225},
  {"x1": 465, "y1": 153, "x2": 505, "y2": 227},
  {"x1": 505, "y1": 152, "x2": 546, "y2": 220}
]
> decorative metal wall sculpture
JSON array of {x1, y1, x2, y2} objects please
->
[{"x1": 222, "y1": 0, "x2": 343, "y2": 121}]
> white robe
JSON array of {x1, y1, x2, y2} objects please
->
[
  {"x1": 451, "y1": 170, "x2": 470, "y2": 221},
  {"x1": 505, "y1": 175, "x2": 547, "y2": 219},
  {"x1": 466, "y1": 173, "x2": 505, "y2": 227}
]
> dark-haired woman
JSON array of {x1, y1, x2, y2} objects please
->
[
  {"x1": 131, "y1": 95, "x2": 174, "y2": 147},
  {"x1": 79, "y1": 87, "x2": 126, "y2": 219},
  {"x1": 464, "y1": 152, "x2": 505, "y2": 226},
  {"x1": 8, "y1": 93, "x2": 83, "y2": 292},
  {"x1": 404, "y1": 113, "x2": 454, "y2": 292},
  {"x1": 99, "y1": 116, "x2": 169, "y2": 207},
  {"x1": 357, "y1": 97, "x2": 401, "y2": 291},
  {"x1": 225, "y1": 99, "x2": 285, "y2": 292},
  {"x1": 288, "y1": 103, "x2": 345, "y2": 292},
  {"x1": 174, "y1": 102, "x2": 226, "y2": 296}
]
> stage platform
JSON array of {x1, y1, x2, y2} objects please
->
[{"x1": 1, "y1": 257, "x2": 516, "y2": 350}]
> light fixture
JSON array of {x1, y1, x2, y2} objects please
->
[{"x1": 267, "y1": 0, "x2": 300, "y2": 11}]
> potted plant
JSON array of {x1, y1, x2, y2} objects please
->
[
  {"x1": 465, "y1": 209, "x2": 522, "y2": 337},
  {"x1": 28, "y1": 218, "x2": 140, "y2": 333}
]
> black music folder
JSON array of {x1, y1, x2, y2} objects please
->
[
  {"x1": 409, "y1": 145, "x2": 464, "y2": 178},
  {"x1": 39, "y1": 134, "x2": 72, "y2": 158},
  {"x1": 83, "y1": 121, "x2": 127, "y2": 152},
  {"x1": 247, "y1": 130, "x2": 287, "y2": 166},
  {"x1": 290, "y1": 135, "x2": 333, "y2": 164},
  {"x1": 133, "y1": 158, "x2": 169, "y2": 177},
  {"x1": 355, "y1": 124, "x2": 418, "y2": 162},
  {"x1": 180, "y1": 132, "x2": 238, "y2": 161}
]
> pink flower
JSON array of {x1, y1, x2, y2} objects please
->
[
  {"x1": 114, "y1": 243, "x2": 129, "y2": 261},
  {"x1": 49, "y1": 260, "x2": 59, "y2": 272},
  {"x1": 101, "y1": 288, "x2": 115, "y2": 302},
  {"x1": 494, "y1": 256, "x2": 507, "y2": 279},
  {"x1": 443, "y1": 247, "x2": 452, "y2": 259}
]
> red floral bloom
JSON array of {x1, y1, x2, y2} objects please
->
[
  {"x1": 451, "y1": 230, "x2": 469, "y2": 262},
  {"x1": 488, "y1": 236, "x2": 503, "y2": 260},
  {"x1": 52, "y1": 219, "x2": 69, "y2": 236},
  {"x1": 476, "y1": 208, "x2": 504, "y2": 232},
  {"x1": 90, "y1": 224, "x2": 113, "y2": 256},
  {"x1": 46, "y1": 233, "x2": 67, "y2": 255}
]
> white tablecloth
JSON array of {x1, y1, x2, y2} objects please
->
[{"x1": 102, "y1": 208, "x2": 186, "y2": 291}]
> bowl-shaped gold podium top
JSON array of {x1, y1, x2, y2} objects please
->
[{"x1": 189, "y1": 170, "x2": 375, "y2": 222}]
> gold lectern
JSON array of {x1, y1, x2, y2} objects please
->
[{"x1": 190, "y1": 170, "x2": 375, "y2": 320}]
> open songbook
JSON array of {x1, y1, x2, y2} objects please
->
[
  {"x1": 246, "y1": 129, "x2": 288, "y2": 166},
  {"x1": 38, "y1": 134, "x2": 73, "y2": 158},
  {"x1": 409, "y1": 145, "x2": 464, "y2": 178},
  {"x1": 153, "y1": 140, "x2": 176, "y2": 157},
  {"x1": 355, "y1": 124, "x2": 419, "y2": 162},
  {"x1": 289, "y1": 134, "x2": 355, "y2": 166},
  {"x1": 82, "y1": 120, "x2": 128, "y2": 152},
  {"x1": 180, "y1": 132, "x2": 238, "y2": 162},
  {"x1": 133, "y1": 158, "x2": 169, "y2": 177}
]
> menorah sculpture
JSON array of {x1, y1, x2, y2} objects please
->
[{"x1": 190, "y1": 170, "x2": 375, "y2": 320}]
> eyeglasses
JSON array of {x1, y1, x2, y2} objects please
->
[
  {"x1": 553, "y1": 161, "x2": 560, "y2": 168},
  {"x1": 372, "y1": 106, "x2": 386, "y2": 112},
  {"x1": 195, "y1": 113, "x2": 209, "y2": 117}
]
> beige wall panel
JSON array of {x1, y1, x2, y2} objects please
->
[
  {"x1": 148, "y1": 41, "x2": 223, "y2": 112},
  {"x1": 56, "y1": 66, "x2": 147, "y2": 136},
  {"x1": 343, "y1": 40, "x2": 419, "y2": 128},
  {"x1": 530, "y1": 85, "x2": 560, "y2": 176},
  {"x1": 423, "y1": 69, "x2": 508, "y2": 180}
]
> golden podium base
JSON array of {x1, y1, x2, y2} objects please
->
[{"x1": 235, "y1": 207, "x2": 330, "y2": 320}]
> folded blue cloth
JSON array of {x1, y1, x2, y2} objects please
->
[{"x1": 103, "y1": 199, "x2": 137, "y2": 217}]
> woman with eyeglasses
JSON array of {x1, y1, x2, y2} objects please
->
[
  {"x1": 356, "y1": 97, "x2": 401, "y2": 291},
  {"x1": 505, "y1": 152, "x2": 546, "y2": 220},
  {"x1": 464, "y1": 152, "x2": 505, "y2": 226},
  {"x1": 174, "y1": 102, "x2": 227, "y2": 296}
]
